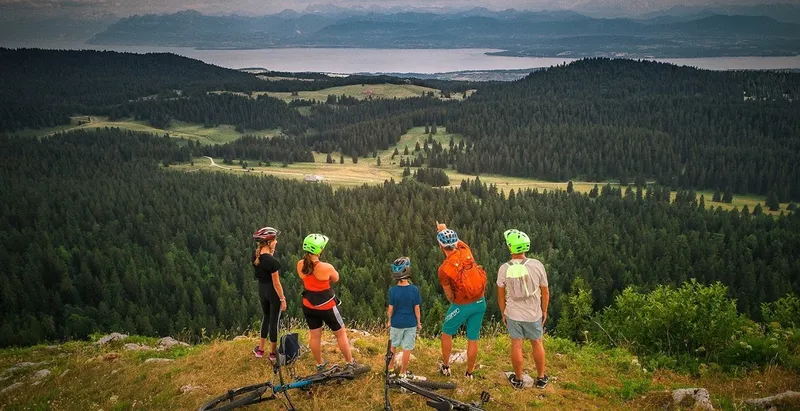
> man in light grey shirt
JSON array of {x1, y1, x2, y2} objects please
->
[{"x1": 497, "y1": 229, "x2": 549, "y2": 389}]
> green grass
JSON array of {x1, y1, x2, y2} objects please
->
[
  {"x1": 5, "y1": 116, "x2": 279, "y2": 146},
  {"x1": 213, "y1": 83, "x2": 470, "y2": 104}
]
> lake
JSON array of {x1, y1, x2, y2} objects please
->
[{"x1": 5, "y1": 42, "x2": 800, "y2": 73}]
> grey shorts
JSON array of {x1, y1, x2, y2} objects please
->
[
  {"x1": 390, "y1": 326, "x2": 417, "y2": 350},
  {"x1": 507, "y1": 318, "x2": 543, "y2": 340}
]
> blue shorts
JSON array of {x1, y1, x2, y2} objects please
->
[
  {"x1": 441, "y1": 298, "x2": 486, "y2": 340},
  {"x1": 507, "y1": 318, "x2": 543, "y2": 340},
  {"x1": 390, "y1": 327, "x2": 417, "y2": 350}
]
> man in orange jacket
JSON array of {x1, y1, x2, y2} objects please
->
[{"x1": 435, "y1": 221, "x2": 488, "y2": 380}]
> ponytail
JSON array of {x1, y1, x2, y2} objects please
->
[
  {"x1": 253, "y1": 241, "x2": 271, "y2": 266},
  {"x1": 301, "y1": 253, "x2": 316, "y2": 275}
]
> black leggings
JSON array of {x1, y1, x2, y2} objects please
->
[{"x1": 259, "y1": 282, "x2": 281, "y2": 343}]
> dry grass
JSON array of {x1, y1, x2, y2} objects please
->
[{"x1": 1, "y1": 332, "x2": 797, "y2": 411}]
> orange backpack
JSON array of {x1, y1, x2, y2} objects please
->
[{"x1": 442, "y1": 242, "x2": 487, "y2": 303}]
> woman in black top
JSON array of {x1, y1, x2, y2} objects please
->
[{"x1": 252, "y1": 227, "x2": 287, "y2": 360}]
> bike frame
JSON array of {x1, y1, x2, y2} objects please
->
[{"x1": 383, "y1": 339, "x2": 489, "y2": 411}]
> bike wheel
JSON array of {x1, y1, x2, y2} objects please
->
[
  {"x1": 197, "y1": 383, "x2": 270, "y2": 411},
  {"x1": 406, "y1": 380, "x2": 457, "y2": 390}
]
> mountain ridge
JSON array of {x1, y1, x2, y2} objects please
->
[{"x1": 87, "y1": 10, "x2": 800, "y2": 58}]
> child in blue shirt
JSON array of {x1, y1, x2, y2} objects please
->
[{"x1": 387, "y1": 256, "x2": 422, "y2": 377}]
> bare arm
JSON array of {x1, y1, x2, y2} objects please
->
[
  {"x1": 271, "y1": 272, "x2": 285, "y2": 300},
  {"x1": 328, "y1": 268, "x2": 340, "y2": 283},
  {"x1": 442, "y1": 283, "x2": 455, "y2": 303},
  {"x1": 415, "y1": 304, "x2": 422, "y2": 330},
  {"x1": 497, "y1": 286, "x2": 506, "y2": 320},
  {"x1": 387, "y1": 305, "x2": 394, "y2": 327},
  {"x1": 541, "y1": 286, "x2": 550, "y2": 325}
]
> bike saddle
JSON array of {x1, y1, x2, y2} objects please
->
[{"x1": 425, "y1": 400, "x2": 454, "y2": 411}]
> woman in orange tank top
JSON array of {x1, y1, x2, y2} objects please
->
[{"x1": 296, "y1": 234, "x2": 355, "y2": 371}]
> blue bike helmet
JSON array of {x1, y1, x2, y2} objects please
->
[
  {"x1": 391, "y1": 257, "x2": 411, "y2": 281},
  {"x1": 437, "y1": 229, "x2": 458, "y2": 248}
]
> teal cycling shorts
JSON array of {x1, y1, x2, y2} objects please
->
[{"x1": 441, "y1": 298, "x2": 486, "y2": 340}]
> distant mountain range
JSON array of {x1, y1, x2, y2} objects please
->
[{"x1": 85, "y1": 8, "x2": 800, "y2": 58}]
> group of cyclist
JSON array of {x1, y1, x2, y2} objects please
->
[{"x1": 250, "y1": 222, "x2": 549, "y2": 390}]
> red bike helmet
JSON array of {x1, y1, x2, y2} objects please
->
[{"x1": 252, "y1": 227, "x2": 280, "y2": 242}]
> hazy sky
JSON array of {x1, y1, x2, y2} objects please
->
[{"x1": 0, "y1": 0, "x2": 792, "y2": 18}]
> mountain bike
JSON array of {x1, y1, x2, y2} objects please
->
[
  {"x1": 383, "y1": 339, "x2": 490, "y2": 411},
  {"x1": 198, "y1": 333, "x2": 371, "y2": 411}
]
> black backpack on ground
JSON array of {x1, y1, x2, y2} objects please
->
[{"x1": 278, "y1": 333, "x2": 300, "y2": 366}]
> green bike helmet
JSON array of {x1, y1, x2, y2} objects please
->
[
  {"x1": 302, "y1": 234, "x2": 329, "y2": 255},
  {"x1": 504, "y1": 229, "x2": 531, "y2": 254}
]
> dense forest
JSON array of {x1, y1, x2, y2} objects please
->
[
  {"x1": 447, "y1": 59, "x2": 800, "y2": 200},
  {"x1": 1, "y1": 129, "x2": 798, "y2": 349},
  {"x1": 111, "y1": 93, "x2": 307, "y2": 135},
  {"x1": 0, "y1": 49, "x2": 472, "y2": 132}
]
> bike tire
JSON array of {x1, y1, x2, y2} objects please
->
[
  {"x1": 197, "y1": 383, "x2": 270, "y2": 411},
  {"x1": 406, "y1": 380, "x2": 457, "y2": 390}
]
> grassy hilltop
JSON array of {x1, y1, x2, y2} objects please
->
[{"x1": 1, "y1": 329, "x2": 798, "y2": 411}]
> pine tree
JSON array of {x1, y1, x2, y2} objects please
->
[
  {"x1": 556, "y1": 277, "x2": 594, "y2": 343},
  {"x1": 723, "y1": 187, "x2": 734, "y2": 203},
  {"x1": 339, "y1": 154, "x2": 344, "y2": 164},
  {"x1": 712, "y1": 188, "x2": 721, "y2": 202},
  {"x1": 766, "y1": 190, "x2": 780, "y2": 211},
  {"x1": 567, "y1": 180, "x2": 574, "y2": 194},
  {"x1": 376, "y1": 156, "x2": 381, "y2": 166},
  {"x1": 414, "y1": 142, "x2": 421, "y2": 152},
  {"x1": 403, "y1": 145, "x2": 409, "y2": 155},
  {"x1": 589, "y1": 184, "x2": 599, "y2": 198},
  {"x1": 326, "y1": 153, "x2": 333, "y2": 164}
]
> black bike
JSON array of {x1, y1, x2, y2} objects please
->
[
  {"x1": 383, "y1": 340, "x2": 490, "y2": 411},
  {"x1": 199, "y1": 333, "x2": 371, "y2": 411}
]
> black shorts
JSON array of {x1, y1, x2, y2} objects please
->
[{"x1": 302, "y1": 305, "x2": 344, "y2": 332}]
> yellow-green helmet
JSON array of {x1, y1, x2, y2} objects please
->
[
  {"x1": 302, "y1": 234, "x2": 329, "y2": 255},
  {"x1": 504, "y1": 229, "x2": 530, "y2": 254}
]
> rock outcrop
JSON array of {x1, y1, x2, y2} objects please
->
[
  {"x1": 671, "y1": 388, "x2": 714, "y2": 410},
  {"x1": 745, "y1": 391, "x2": 800, "y2": 410},
  {"x1": 95, "y1": 333, "x2": 128, "y2": 345}
]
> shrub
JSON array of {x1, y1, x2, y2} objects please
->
[
  {"x1": 597, "y1": 280, "x2": 745, "y2": 365},
  {"x1": 762, "y1": 293, "x2": 800, "y2": 329}
]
